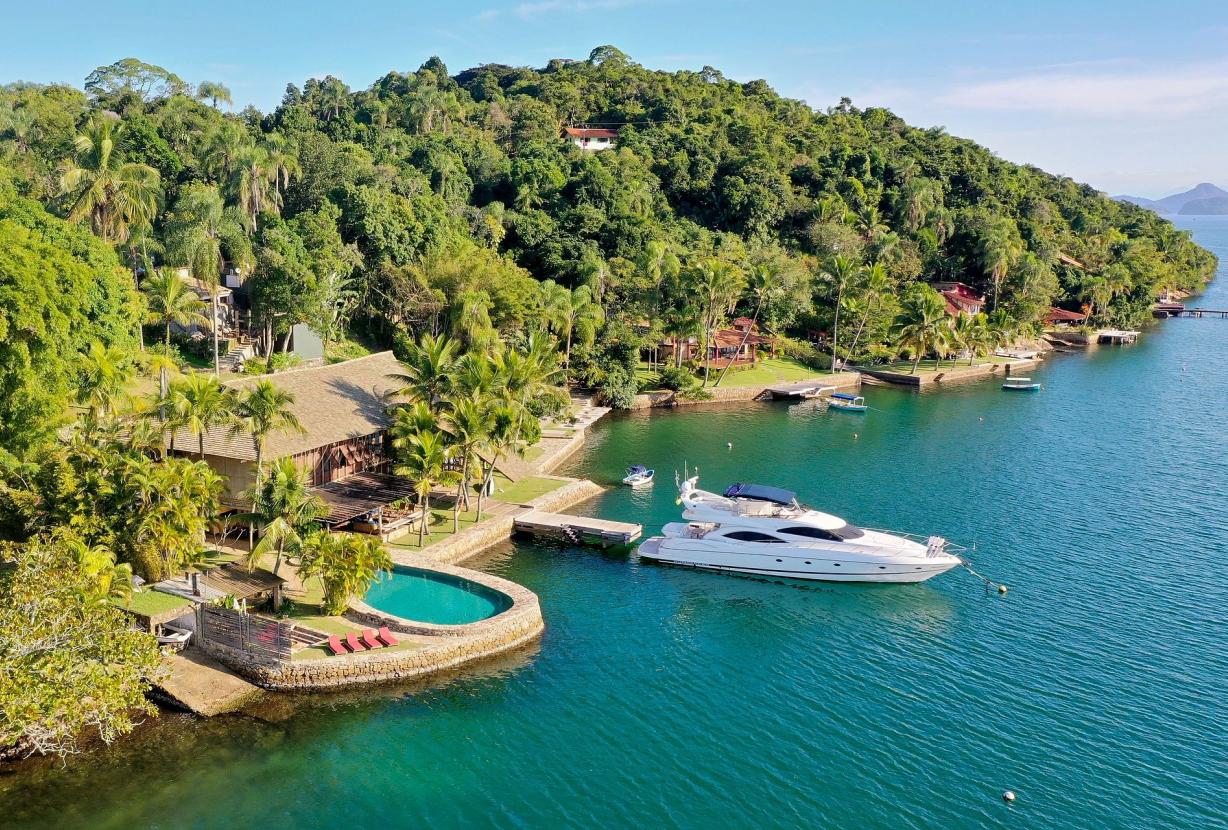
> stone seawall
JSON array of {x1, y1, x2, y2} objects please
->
[
  {"x1": 199, "y1": 563, "x2": 544, "y2": 691},
  {"x1": 525, "y1": 477, "x2": 606, "y2": 514},
  {"x1": 408, "y1": 516, "x2": 517, "y2": 566},
  {"x1": 536, "y1": 430, "x2": 587, "y2": 473}
]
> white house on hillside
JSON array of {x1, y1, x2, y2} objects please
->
[{"x1": 564, "y1": 126, "x2": 618, "y2": 151}]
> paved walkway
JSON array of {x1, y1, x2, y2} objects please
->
[{"x1": 157, "y1": 648, "x2": 263, "y2": 716}]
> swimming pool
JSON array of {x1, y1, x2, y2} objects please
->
[{"x1": 363, "y1": 566, "x2": 513, "y2": 625}]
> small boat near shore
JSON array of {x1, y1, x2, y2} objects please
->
[
  {"x1": 638, "y1": 477, "x2": 963, "y2": 583},
  {"x1": 1003, "y1": 377, "x2": 1041, "y2": 391},
  {"x1": 828, "y1": 393, "x2": 868, "y2": 412},
  {"x1": 622, "y1": 465, "x2": 654, "y2": 487}
]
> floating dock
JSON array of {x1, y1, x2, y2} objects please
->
[{"x1": 514, "y1": 510, "x2": 642, "y2": 547}]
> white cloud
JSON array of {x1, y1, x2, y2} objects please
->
[{"x1": 937, "y1": 61, "x2": 1228, "y2": 116}]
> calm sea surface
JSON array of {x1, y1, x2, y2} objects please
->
[{"x1": 4, "y1": 218, "x2": 1227, "y2": 829}]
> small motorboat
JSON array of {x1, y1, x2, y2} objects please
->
[
  {"x1": 828, "y1": 393, "x2": 868, "y2": 413},
  {"x1": 622, "y1": 465, "x2": 655, "y2": 487},
  {"x1": 1002, "y1": 377, "x2": 1041, "y2": 391}
]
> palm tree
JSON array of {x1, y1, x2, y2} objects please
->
[
  {"x1": 389, "y1": 333, "x2": 458, "y2": 411},
  {"x1": 893, "y1": 285, "x2": 950, "y2": 374},
  {"x1": 167, "y1": 184, "x2": 248, "y2": 375},
  {"x1": 540, "y1": 281, "x2": 604, "y2": 369},
  {"x1": 230, "y1": 381, "x2": 304, "y2": 481},
  {"x1": 175, "y1": 373, "x2": 236, "y2": 458},
  {"x1": 688, "y1": 259, "x2": 745, "y2": 387},
  {"x1": 67, "y1": 538, "x2": 134, "y2": 606},
  {"x1": 715, "y1": 262, "x2": 781, "y2": 387},
  {"x1": 76, "y1": 340, "x2": 136, "y2": 419},
  {"x1": 978, "y1": 222, "x2": 1022, "y2": 310},
  {"x1": 852, "y1": 204, "x2": 889, "y2": 241},
  {"x1": 231, "y1": 145, "x2": 282, "y2": 232},
  {"x1": 196, "y1": 81, "x2": 233, "y2": 109},
  {"x1": 821, "y1": 255, "x2": 859, "y2": 372},
  {"x1": 444, "y1": 394, "x2": 491, "y2": 513},
  {"x1": 475, "y1": 403, "x2": 521, "y2": 521},
  {"x1": 58, "y1": 116, "x2": 162, "y2": 244},
  {"x1": 242, "y1": 457, "x2": 325, "y2": 576},
  {"x1": 394, "y1": 430, "x2": 454, "y2": 547},
  {"x1": 845, "y1": 262, "x2": 891, "y2": 361},
  {"x1": 142, "y1": 271, "x2": 208, "y2": 395},
  {"x1": 201, "y1": 121, "x2": 250, "y2": 185}
]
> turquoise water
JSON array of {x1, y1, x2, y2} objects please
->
[
  {"x1": 3, "y1": 218, "x2": 1227, "y2": 828},
  {"x1": 363, "y1": 566, "x2": 512, "y2": 625}
]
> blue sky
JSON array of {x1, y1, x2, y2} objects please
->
[{"x1": 5, "y1": 0, "x2": 1227, "y2": 195}]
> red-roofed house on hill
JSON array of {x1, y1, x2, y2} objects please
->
[
  {"x1": 564, "y1": 126, "x2": 618, "y2": 151},
  {"x1": 930, "y1": 282, "x2": 986, "y2": 317}
]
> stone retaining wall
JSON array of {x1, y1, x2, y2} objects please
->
[
  {"x1": 200, "y1": 562, "x2": 545, "y2": 690},
  {"x1": 525, "y1": 477, "x2": 605, "y2": 513},
  {"x1": 535, "y1": 430, "x2": 587, "y2": 473},
  {"x1": 408, "y1": 515, "x2": 517, "y2": 566}
]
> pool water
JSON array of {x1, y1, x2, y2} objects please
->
[{"x1": 363, "y1": 566, "x2": 512, "y2": 625}]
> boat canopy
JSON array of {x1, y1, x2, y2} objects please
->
[
  {"x1": 831, "y1": 393, "x2": 859, "y2": 401},
  {"x1": 626, "y1": 464, "x2": 649, "y2": 474},
  {"x1": 723, "y1": 482, "x2": 797, "y2": 506}
]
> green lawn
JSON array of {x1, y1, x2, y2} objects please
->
[
  {"x1": 709, "y1": 356, "x2": 831, "y2": 387},
  {"x1": 493, "y1": 475, "x2": 565, "y2": 505},
  {"x1": 636, "y1": 356, "x2": 829, "y2": 391},
  {"x1": 873, "y1": 357, "x2": 1001, "y2": 374},
  {"x1": 387, "y1": 506, "x2": 485, "y2": 550},
  {"x1": 325, "y1": 332, "x2": 378, "y2": 364},
  {"x1": 117, "y1": 589, "x2": 193, "y2": 618}
]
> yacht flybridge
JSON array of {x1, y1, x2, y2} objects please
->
[{"x1": 637, "y1": 477, "x2": 964, "y2": 583}]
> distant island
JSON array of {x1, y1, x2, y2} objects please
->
[{"x1": 1115, "y1": 183, "x2": 1228, "y2": 215}]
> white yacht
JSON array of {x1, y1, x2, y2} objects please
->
[{"x1": 637, "y1": 477, "x2": 963, "y2": 583}]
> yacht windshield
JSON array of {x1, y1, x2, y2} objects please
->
[{"x1": 779, "y1": 524, "x2": 865, "y2": 542}]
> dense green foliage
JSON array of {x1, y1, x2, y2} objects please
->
[
  {"x1": 0, "y1": 532, "x2": 163, "y2": 759},
  {"x1": 0, "y1": 175, "x2": 139, "y2": 456},
  {"x1": 1, "y1": 47, "x2": 1216, "y2": 409}
]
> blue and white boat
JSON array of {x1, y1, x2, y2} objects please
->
[
  {"x1": 1002, "y1": 377, "x2": 1041, "y2": 391},
  {"x1": 828, "y1": 393, "x2": 868, "y2": 413},
  {"x1": 622, "y1": 465, "x2": 655, "y2": 488}
]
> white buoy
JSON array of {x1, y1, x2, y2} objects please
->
[
  {"x1": 727, "y1": 442, "x2": 732, "y2": 449},
  {"x1": 998, "y1": 584, "x2": 1008, "y2": 595},
  {"x1": 1002, "y1": 790, "x2": 1016, "y2": 802}
]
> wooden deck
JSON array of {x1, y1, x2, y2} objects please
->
[
  {"x1": 514, "y1": 510, "x2": 642, "y2": 547},
  {"x1": 765, "y1": 382, "x2": 838, "y2": 399}
]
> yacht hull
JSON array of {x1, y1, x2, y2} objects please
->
[{"x1": 637, "y1": 537, "x2": 960, "y2": 584}]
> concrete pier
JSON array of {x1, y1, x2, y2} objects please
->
[{"x1": 514, "y1": 510, "x2": 642, "y2": 546}]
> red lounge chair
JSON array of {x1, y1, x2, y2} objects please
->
[
  {"x1": 345, "y1": 632, "x2": 366, "y2": 652},
  {"x1": 377, "y1": 626, "x2": 400, "y2": 647},
  {"x1": 327, "y1": 636, "x2": 348, "y2": 655},
  {"x1": 361, "y1": 629, "x2": 383, "y2": 650}
]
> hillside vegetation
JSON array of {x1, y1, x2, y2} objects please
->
[{"x1": 0, "y1": 47, "x2": 1218, "y2": 418}]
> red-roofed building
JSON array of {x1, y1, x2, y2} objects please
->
[
  {"x1": 931, "y1": 281, "x2": 986, "y2": 317},
  {"x1": 563, "y1": 126, "x2": 618, "y2": 151},
  {"x1": 1044, "y1": 307, "x2": 1087, "y2": 327},
  {"x1": 656, "y1": 319, "x2": 775, "y2": 368}
]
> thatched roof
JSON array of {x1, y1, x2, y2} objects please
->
[{"x1": 171, "y1": 352, "x2": 404, "y2": 462}]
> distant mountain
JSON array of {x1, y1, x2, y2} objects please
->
[
  {"x1": 1115, "y1": 183, "x2": 1228, "y2": 214},
  {"x1": 1179, "y1": 196, "x2": 1228, "y2": 215}
]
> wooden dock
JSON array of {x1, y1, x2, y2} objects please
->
[
  {"x1": 1177, "y1": 308, "x2": 1228, "y2": 319},
  {"x1": 765, "y1": 382, "x2": 837, "y2": 399},
  {"x1": 514, "y1": 510, "x2": 642, "y2": 547}
]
